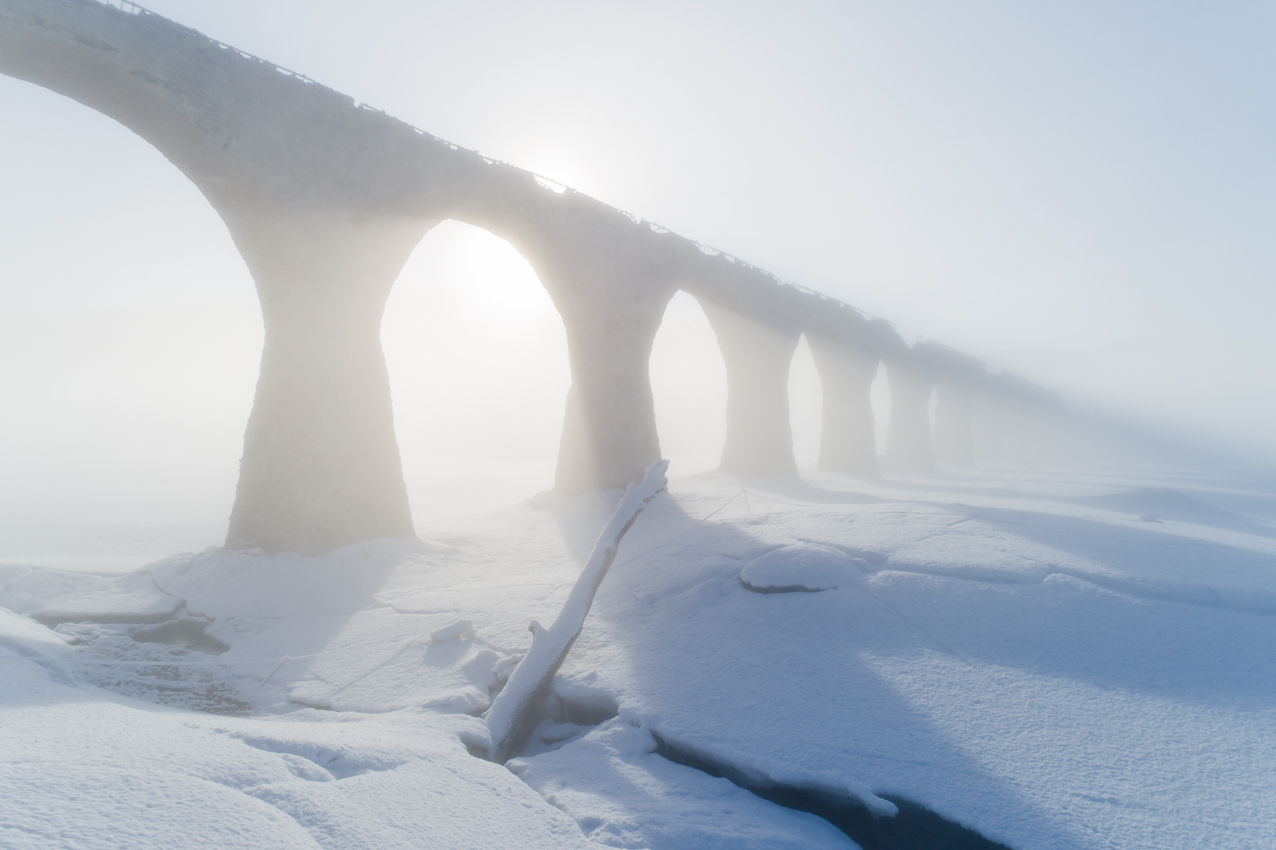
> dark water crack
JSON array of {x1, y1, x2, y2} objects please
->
[
  {"x1": 652, "y1": 732, "x2": 1012, "y2": 850},
  {"x1": 501, "y1": 685, "x2": 1011, "y2": 847}
]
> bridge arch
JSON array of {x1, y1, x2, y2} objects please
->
[
  {"x1": 381, "y1": 219, "x2": 570, "y2": 518},
  {"x1": 1, "y1": 0, "x2": 690, "y2": 550},
  {"x1": 647, "y1": 291, "x2": 728, "y2": 476},
  {"x1": 1, "y1": 0, "x2": 1027, "y2": 553},
  {"x1": 0, "y1": 73, "x2": 260, "y2": 564}
]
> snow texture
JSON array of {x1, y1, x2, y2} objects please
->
[
  {"x1": 508, "y1": 715, "x2": 857, "y2": 849},
  {"x1": 2, "y1": 466, "x2": 1275, "y2": 848},
  {"x1": 0, "y1": 611, "x2": 593, "y2": 849},
  {"x1": 739, "y1": 543, "x2": 870, "y2": 592}
]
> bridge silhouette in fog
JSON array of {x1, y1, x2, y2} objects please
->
[{"x1": 0, "y1": 0, "x2": 1070, "y2": 553}]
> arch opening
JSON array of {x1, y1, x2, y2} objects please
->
[
  {"x1": 381, "y1": 219, "x2": 571, "y2": 530},
  {"x1": 0, "y1": 77, "x2": 261, "y2": 570},
  {"x1": 870, "y1": 361, "x2": 890, "y2": 462},
  {"x1": 648, "y1": 290, "x2": 728, "y2": 478},
  {"x1": 788, "y1": 335, "x2": 823, "y2": 471}
]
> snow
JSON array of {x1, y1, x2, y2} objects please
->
[
  {"x1": 2, "y1": 465, "x2": 1275, "y2": 848},
  {"x1": 507, "y1": 715, "x2": 857, "y2": 849},
  {"x1": 738, "y1": 543, "x2": 869, "y2": 592},
  {"x1": 0, "y1": 610, "x2": 593, "y2": 850}
]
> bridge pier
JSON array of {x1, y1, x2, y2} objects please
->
[
  {"x1": 552, "y1": 296, "x2": 670, "y2": 494},
  {"x1": 474, "y1": 208, "x2": 680, "y2": 496},
  {"x1": 699, "y1": 300, "x2": 800, "y2": 477},
  {"x1": 884, "y1": 359, "x2": 935, "y2": 472},
  {"x1": 225, "y1": 210, "x2": 426, "y2": 553},
  {"x1": 806, "y1": 335, "x2": 880, "y2": 476}
]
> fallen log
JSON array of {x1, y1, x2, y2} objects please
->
[{"x1": 484, "y1": 459, "x2": 669, "y2": 763}]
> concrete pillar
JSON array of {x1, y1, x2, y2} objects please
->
[
  {"x1": 884, "y1": 360, "x2": 935, "y2": 472},
  {"x1": 552, "y1": 294, "x2": 669, "y2": 494},
  {"x1": 477, "y1": 210, "x2": 680, "y2": 496},
  {"x1": 699, "y1": 300, "x2": 800, "y2": 477},
  {"x1": 224, "y1": 209, "x2": 428, "y2": 553},
  {"x1": 806, "y1": 334, "x2": 880, "y2": 476},
  {"x1": 933, "y1": 382, "x2": 976, "y2": 467}
]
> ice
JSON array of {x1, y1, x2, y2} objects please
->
[
  {"x1": 508, "y1": 716, "x2": 859, "y2": 849},
  {"x1": 1, "y1": 466, "x2": 1274, "y2": 848},
  {"x1": 0, "y1": 616, "x2": 593, "y2": 850},
  {"x1": 555, "y1": 469, "x2": 1276, "y2": 848},
  {"x1": 0, "y1": 565, "x2": 178, "y2": 622}
]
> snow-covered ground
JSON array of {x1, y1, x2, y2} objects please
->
[{"x1": 3, "y1": 465, "x2": 1275, "y2": 849}]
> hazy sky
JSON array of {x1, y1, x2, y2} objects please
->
[
  {"x1": 2, "y1": 0, "x2": 1274, "y2": 561},
  {"x1": 136, "y1": 0, "x2": 1275, "y2": 454}
]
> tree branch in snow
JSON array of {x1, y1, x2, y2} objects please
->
[{"x1": 484, "y1": 459, "x2": 669, "y2": 763}]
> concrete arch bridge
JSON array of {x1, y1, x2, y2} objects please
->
[{"x1": 0, "y1": 0, "x2": 1066, "y2": 553}]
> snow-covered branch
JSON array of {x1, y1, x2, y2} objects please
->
[{"x1": 484, "y1": 459, "x2": 669, "y2": 763}]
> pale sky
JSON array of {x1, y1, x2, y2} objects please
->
[
  {"x1": 144, "y1": 0, "x2": 1275, "y2": 454},
  {"x1": 2, "y1": 0, "x2": 1274, "y2": 562}
]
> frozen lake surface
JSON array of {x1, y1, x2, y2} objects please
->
[{"x1": 3, "y1": 465, "x2": 1275, "y2": 849}]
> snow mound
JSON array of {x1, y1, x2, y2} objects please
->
[
  {"x1": 429, "y1": 619, "x2": 475, "y2": 642},
  {"x1": 739, "y1": 544, "x2": 868, "y2": 593},
  {"x1": 1080, "y1": 487, "x2": 1271, "y2": 535}
]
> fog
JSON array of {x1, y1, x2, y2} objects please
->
[{"x1": 2, "y1": 0, "x2": 1274, "y2": 567}]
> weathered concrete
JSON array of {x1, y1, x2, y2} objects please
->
[
  {"x1": 801, "y1": 305, "x2": 907, "y2": 477},
  {"x1": 462, "y1": 194, "x2": 688, "y2": 494},
  {"x1": 224, "y1": 210, "x2": 428, "y2": 552}
]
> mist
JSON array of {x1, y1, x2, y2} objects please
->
[
  {"x1": 2, "y1": 0, "x2": 1274, "y2": 567},
  {"x1": 119, "y1": 0, "x2": 1274, "y2": 459},
  {"x1": 4, "y1": 4, "x2": 1276, "y2": 846}
]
